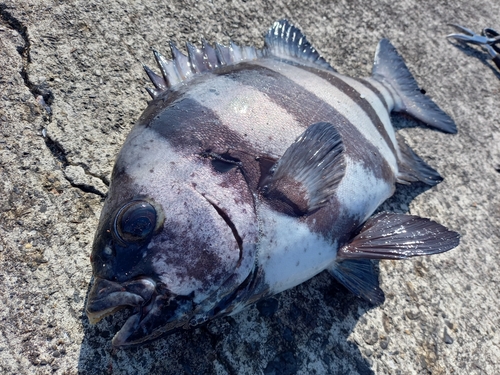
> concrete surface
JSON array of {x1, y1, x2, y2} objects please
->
[{"x1": 1, "y1": 0, "x2": 499, "y2": 374}]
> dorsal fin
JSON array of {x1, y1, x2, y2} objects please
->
[
  {"x1": 144, "y1": 40, "x2": 263, "y2": 98},
  {"x1": 143, "y1": 20, "x2": 333, "y2": 98},
  {"x1": 264, "y1": 19, "x2": 335, "y2": 72}
]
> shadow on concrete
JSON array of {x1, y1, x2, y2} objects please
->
[{"x1": 447, "y1": 41, "x2": 500, "y2": 80}]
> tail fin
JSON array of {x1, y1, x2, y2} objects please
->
[{"x1": 372, "y1": 39, "x2": 457, "y2": 134}]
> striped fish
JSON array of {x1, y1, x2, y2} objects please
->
[{"x1": 86, "y1": 20, "x2": 460, "y2": 347}]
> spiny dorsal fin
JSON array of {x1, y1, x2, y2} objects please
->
[
  {"x1": 143, "y1": 20, "x2": 334, "y2": 98},
  {"x1": 264, "y1": 19, "x2": 335, "y2": 72},
  {"x1": 144, "y1": 39, "x2": 263, "y2": 98}
]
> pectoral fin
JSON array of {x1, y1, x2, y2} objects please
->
[{"x1": 260, "y1": 122, "x2": 345, "y2": 215}]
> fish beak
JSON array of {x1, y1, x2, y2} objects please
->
[{"x1": 85, "y1": 277, "x2": 194, "y2": 347}]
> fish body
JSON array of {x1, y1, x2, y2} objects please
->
[{"x1": 86, "y1": 20, "x2": 459, "y2": 346}]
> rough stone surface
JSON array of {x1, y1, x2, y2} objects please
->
[{"x1": 1, "y1": 1, "x2": 499, "y2": 374}]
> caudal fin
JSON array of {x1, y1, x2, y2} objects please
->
[{"x1": 372, "y1": 39, "x2": 457, "y2": 134}]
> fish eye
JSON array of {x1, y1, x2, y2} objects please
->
[{"x1": 113, "y1": 200, "x2": 157, "y2": 243}]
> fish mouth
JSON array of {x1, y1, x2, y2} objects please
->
[{"x1": 86, "y1": 277, "x2": 194, "y2": 347}]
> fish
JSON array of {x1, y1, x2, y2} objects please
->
[{"x1": 85, "y1": 19, "x2": 460, "y2": 347}]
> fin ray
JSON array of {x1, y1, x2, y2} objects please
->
[
  {"x1": 153, "y1": 49, "x2": 181, "y2": 87},
  {"x1": 170, "y1": 42, "x2": 193, "y2": 80},
  {"x1": 201, "y1": 39, "x2": 220, "y2": 69},
  {"x1": 338, "y1": 213, "x2": 460, "y2": 260},
  {"x1": 328, "y1": 259, "x2": 385, "y2": 304},
  {"x1": 261, "y1": 122, "x2": 345, "y2": 215},
  {"x1": 372, "y1": 39, "x2": 457, "y2": 134}
]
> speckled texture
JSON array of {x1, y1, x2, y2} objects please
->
[{"x1": 1, "y1": 0, "x2": 499, "y2": 374}]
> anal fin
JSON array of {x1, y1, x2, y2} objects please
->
[
  {"x1": 337, "y1": 213, "x2": 460, "y2": 260},
  {"x1": 330, "y1": 212, "x2": 459, "y2": 303}
]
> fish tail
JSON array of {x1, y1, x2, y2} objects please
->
[{"x1": 372, "y1": 39, "x2": 457, "y2": 134}]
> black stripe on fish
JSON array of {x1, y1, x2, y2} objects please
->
[
  {"x1": 357, "y1": 78, "x2": 389, "y2": 111},
  {"x1": 298, "y1": 66, "x2": 398, "y2": 158},
  {"x1": 212, "y1": 62, "x2": 395, "y2": 185},
  {"x1": 146, "y1": 96, "x2": 243, "y2": 152},
  {"x1": 143, "y1": 95, "x2": 277, "y2": 196}
]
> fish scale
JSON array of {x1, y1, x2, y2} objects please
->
[{"x1": 85, "y1": 19, "x2": 459, "y2": 347}]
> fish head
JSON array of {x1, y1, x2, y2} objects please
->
[{"x1": 86, "y1": 100, "x2": 258, "y2": 347}]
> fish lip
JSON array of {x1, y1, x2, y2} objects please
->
[
  {"x1": 86, "y1": 277, "x2": 194, "y2": 347},
  {"x1": 85, "y1": 277, "x2": 156, "y2": 324},
  {"x1": 111, "y1": 293, "x2": 195, "y2": 347}
]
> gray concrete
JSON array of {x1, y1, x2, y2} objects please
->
[{"x1": 1, "y1": 0, "x2": 499, "y2": 374}]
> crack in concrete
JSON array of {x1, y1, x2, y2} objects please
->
[
  {"x1": 1, "y1": 4, "x2": 108, "y2": 198},
  {"x1": 42, "y1": 132, "x2": 70, "y2": 166},
  {"x1": 45, "y1": 132, "x2": 109, "y2": 197},
  {"x1": 85, "y1": 170, "x2": 110, "y2": 187},
  {"x1": 66, "y1": 179, "x2": 107, "y2": 198},
  {"x1": 42, "y1": 133, "x2": 109, "y2": 197},
  {"x1": 0, "y1": 3, "x2": 54, "y2": 121}
]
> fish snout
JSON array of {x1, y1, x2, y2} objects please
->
[
  {"x1": 85, "y1": 277, "x2": 156, "y2": 324},
  {"x1": 86, "y1": 276, "x2": 195, "y2": 347}
]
